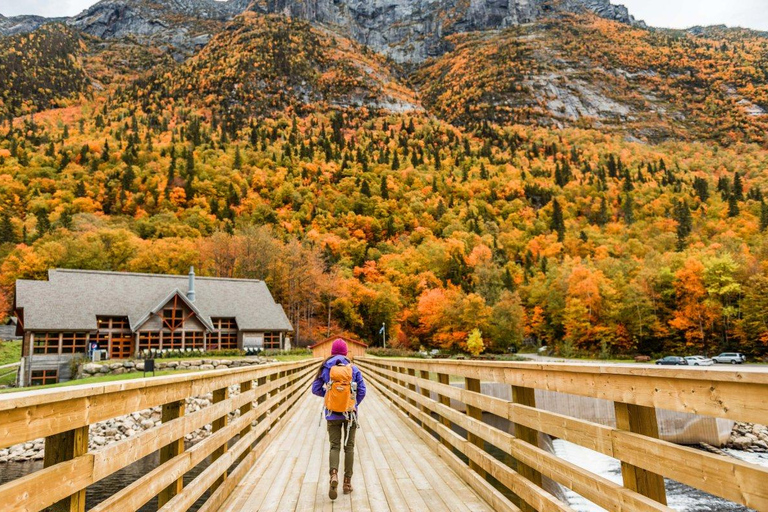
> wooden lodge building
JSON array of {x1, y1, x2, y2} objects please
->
[{"x1": 14, "y1": 268, "x2": 293, "y2": 386}]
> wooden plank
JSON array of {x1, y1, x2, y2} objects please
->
[
  {"x1": 0, "y1": 359, "x2": 320, "y2": 450},
  {"x1": 366, "y1": 366, "x2": 671, "y2": 512},
  {"x1": 370, "y1": 372, "x2": 568, "y2": 512},
  {"x1": 511, "y1": 385, "x2": 542, "y2": 512},
  {"x1": 237, "y1": 379, "x2": 253, "y2": 465},
  {"x1": 44, "y1": 425, "x2": 89, "y2": 512},
  {"x1": 614, "y1": 402, "x2": 667, "y2": 505},
  {"x1": 157, "y1": 399, "x2": 185, "y2": 507},
  {"x1": 464, "y1": 377, "x2": 486, "y2": 480},
  {"x1": 360, "y1": 358, "x2": 768, "y2": 424},
  {"x1": 91, "y1": 370, "x2": 314, "y2": 512}
]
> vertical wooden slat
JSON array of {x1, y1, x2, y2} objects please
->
[
  {"x1": 614, "y1": 402, "x2": 667, "y2": 505},
  {"x1": 437, "y1": 373, "x2": 452, "y2": 448},
  {"x1": 511, "y1": 385, "x2": 542, "y2": 512},
  {"x1": 158, "y1": 400, "x2": 186, "y2": 507},
  {"x1": 237, "y1": 380, "x2": 253, "y2": 464},
  {"x1": 44, "y1": 425, "x2": 89, "y2": 512},
  {"x1": 464, "y1": 377, "x2": 486, "y2": 479},
  {"x1": 210, "y1": 387, "x2": 230, "y2": 493}
]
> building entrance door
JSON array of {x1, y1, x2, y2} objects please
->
[{"x1": 111, "y1": 335, "x2": 134, "y2": 359}]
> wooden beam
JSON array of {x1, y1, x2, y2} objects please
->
[
  {"x1": 464, "y1": 377, "x2": 486, "y2": 479},
  {"x1": 44, "y1": 426, "x2": 89, "y2": 512},
  {"x1": 210, "y1": 387, "x2": 229, "y2": 493},
  {"x1": 158, "y1": 400, "x2": 185, "y2": 507},
  {"x1": 511, "y1": 385, "x2": 542, "y2": 512},
  {"x1": 237, "y1": 379, "x2": 253, "y2": 464},
  {"x1": 614, "y1": 402, "x2": 667, "y2": 505}
]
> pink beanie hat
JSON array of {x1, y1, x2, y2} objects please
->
[{"x1": 331, "y1": 338, "x2": 348, "y2": 356}]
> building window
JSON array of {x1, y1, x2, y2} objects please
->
[
  {"x1": 165, "y1": 331, "x2": 184, "y2": 349},
  {"x1": 263, "y1": 332, "x2": 281, "y2": 350},
  {"x1": 211, "y1": 318, "x2": 238, "y2": 350},
  {"x1": 33, "y1": 333, "x2": 60, "y2": 354},
  {"x1": 186, "y1": 331, "x2": 204, "y2": 349},
  {"x1": 163, "y1": 307, "x2": 185, "y2": 330},
  {"x1": 30, "y1": 369, "x2": 58, "y2": 386},
  {"x1": 139, "y1": 332, "x2": 160, "y2": 352},
  {"x1": 61, "y1": 333, "x2": 88, "y2": 354}
]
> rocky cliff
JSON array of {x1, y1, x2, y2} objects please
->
[
  {"x1": 2, "y1": 0, "x2": 640, "y2": 62},
  {"x1": 255, "y1": 0, "x2": 641, "y2": 63}
]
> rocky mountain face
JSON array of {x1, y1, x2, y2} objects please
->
[
  {"x1": 1, "y1": 0, "x2": 639, "y2": 62},
  {"x1": 256, "y1": 0, "x2": 641, "y2": 63},
  {"x1": 66, "y1": 0, "x2": 252, "y2": 59},
  {"x1": 0, "y1": 14, "x2": 63, "y2": 36}
]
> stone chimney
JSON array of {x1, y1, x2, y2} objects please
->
[{"x1": 188, "y1": 266, "x2": 196, "y2": 302}]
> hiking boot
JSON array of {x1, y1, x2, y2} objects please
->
[
  {"x1": 329, "y1": 469, "x2": 339, "y2": 500},
  {"x1": 343, "y1": 476, "x2": 353, "y2": 494}
]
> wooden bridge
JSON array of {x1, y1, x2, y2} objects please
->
[{"x1": 0, "y1": 357, "x2": 766, "y2": 512}]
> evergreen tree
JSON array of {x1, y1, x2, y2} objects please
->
[
  {"x1": 0, "y1": 212, "x2": 15, "y2": 243},
  {"x1": 675, "y1": 200, "x2": 693, "y2": 251},
  {"x1": 391, "y1": 151, "x2": 400, "y2": 170},
  {"x1": 380, "y1": 175, "x2": 389, "y2": 200},
  {"x1": 728, "y1": 194, "x2": 740, "y2": 217},
  {"x1": 360, "y1": 179, "x2": 371, "y2": 197},
  {"x1": 596, "y1": 196, "x2": 610, "y2": 226},
  {"x1": 761, "y1": 199, "x2": 768, "y2": 232},
  {"x1": 35, "y1": 210, "x2": 50, "y2": 235},
  {"x1": 733, "y1": 173, "x2": 744, "y2": 201},
  {"x1": 233, "y1": 146, "x2": 242, "y2": 170},
  {"x1": 550, "y1": 199, "x2": 565, "y2": 242},
  {"x1": 622, "y1": 194, "x2": 634, "y2": 225}
]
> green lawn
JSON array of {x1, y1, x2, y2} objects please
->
[
  {"x1": 0, "y1": 340, "x2": 22, "y2": 387},
  {"x1": 0, "y1": 340, "x2": 21, "y2": 366}
]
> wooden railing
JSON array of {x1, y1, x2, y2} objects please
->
[
  {"x1": 358, "y1": 358, "x2": 768, "y2": 512},
  {"x1": 0, "y1": 359, "x2": 318, "y2": 512}
]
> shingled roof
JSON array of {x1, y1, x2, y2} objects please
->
[{"x1": 15, "y1": 269, "x2": 293, "y2": 333}]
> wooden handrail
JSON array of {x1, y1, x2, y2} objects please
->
[
  {"x1": 358, "y1": 357, "x2": 768, "y2": 512},
  {"x1": 0, "y1": 359, "x2": 320, "y2": 512}
]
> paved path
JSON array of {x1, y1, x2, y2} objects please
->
[{"x1": 219, "y1": 387, "x2": 494, "y2": 512}]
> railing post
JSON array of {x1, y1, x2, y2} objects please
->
[
  {"x1": 158, "y1": 399, "x2": 186, "y2": 507},
  {"x1": 511, "y1": 386, "x2": 542, "y2": 512},
  {"x1": 464, "y1": 377, "x2": 486, "y2": 479},
  {"x1": 614, "y1": 402, "x2": 667, "y2": 505},
  {"x1": 436, "y1": 373, "x2": 452, "y2": 448},
  {"x1": 238, "y1": 379, "x2": 253, "y2": 463},
  {"x1": 210, "y1": 386, "x2": 230, "y2": 493},
  {"x1": 44, "y1": 426, "x2": 89, "y2": 512}
]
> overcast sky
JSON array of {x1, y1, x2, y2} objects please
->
[{"x1": 2, "y1": 0, "x2": 768, "y2": 31}]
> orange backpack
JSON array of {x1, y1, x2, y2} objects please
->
[{"x1": 325, "y1": 363, "x2": 357, "y2": 413}]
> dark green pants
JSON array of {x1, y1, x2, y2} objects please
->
[{"x1": 327, "y1": 420, "x2": 357, "y2": 478}]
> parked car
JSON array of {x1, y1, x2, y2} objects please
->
[
  {"x1": 684, "y1": 356, "x2": 714, "y2": 366},
  {"x1": 712, "y1": 353, "x2": 746, "y2": 364},
  {"x1": 656, "y1": 356, "x2": 688, "y2": 365}
]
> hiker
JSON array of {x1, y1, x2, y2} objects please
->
[{"x1": 311, "y1": 338, "x2": 367, "y2": 500}]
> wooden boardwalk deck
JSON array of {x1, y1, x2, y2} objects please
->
[{"x1": 219, "y1": 386, "x2": 495, "y2": 512}]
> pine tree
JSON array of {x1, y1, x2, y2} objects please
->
[
  {"x1": 596, "y1": 196, "x2": 610, "y2": 226},
  {"x1": 550, "y1": 199, "x2": 565, "y2": 242},
  {"x1": 391, "y1": 151, "x2": 400, "y2": 170},
  {"x1": 380, "y1": 175, "x2": 389, "y2": 200},
  {"x1": 760, "y1": 199, "x2": 768, "y2": 232},
  {"x1": 35, "y1": 210, "x2": 50, "y2": 235},
  {"x1": 728, "y1": 194, "x2": 740, "y2": 217},
  {"x1": 360, "y1": 179, "x2": 371, "y2": 197},
  {"x1": 622, "y1": 194, "x2": 634, "y2": 225},
  {"x1": 233, "y1": 146, "x2": 242, "y2": 170},
  {"x1": 733, "y1": 173, "x2": 744, "y2": 201},
  {"x1": 0, "y1": 212, "x2": 15, "y2": 244},
  {"x1": 675, "y1": 200, "x2": 693, "y2": 251}
]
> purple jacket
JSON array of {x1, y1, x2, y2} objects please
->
[{"x1": 311, "y1": 355, "x2": 366, "y2": 421}]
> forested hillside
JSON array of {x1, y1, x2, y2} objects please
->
[{"x1": 0, "y1": 8, "x2": 767, "y2": 358}]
